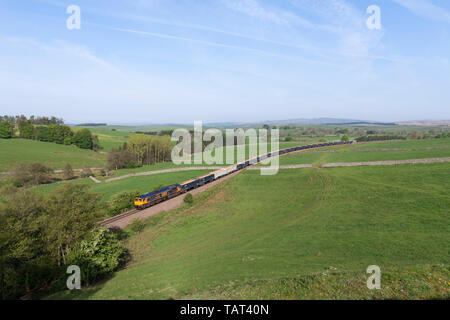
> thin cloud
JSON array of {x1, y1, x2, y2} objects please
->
[
  {"x1": 117, "y1": 13, "x2": 322, "y2": 54},
  {"x1": 5, "y1": 36, "x2": 115, "y2": 69},
  {"x1": 392, "y1": 0, "x2": 450, "y2": 23},
  {"x1": 86, "y1": 22, "x2": 336, "y2": 67}
]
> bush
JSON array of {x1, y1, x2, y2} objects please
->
[
  {"x1": 184, "y1": 193, "x2": 194, "y2": 205},
  {"x1": 109, "y1": 190, "x2": 141, "y2": 216},
  {"x1": 81, "y1": 168, "x2": 93, "y2": 178},
  {"x1": 63, "y1": 164, "x2": 74, "y2": 180},
  {"x1": 12, "y1": 162, "x2": 53, "y2": 187},
  {"x1": 67, "y1": 228, "x2": 128, "y2": 284},
  {"x1": 130, "y1": 219, "x2": 145, "y2": 233}
]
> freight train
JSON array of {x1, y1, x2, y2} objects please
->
[{"x1": 134, "y1": 140, "x2": 353, "y2": 209}]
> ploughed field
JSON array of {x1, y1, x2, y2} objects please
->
[{"x1": 49, "y1": 162, "x2": 450, "y2": 299}]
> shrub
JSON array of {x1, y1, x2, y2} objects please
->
[
  {"x1": 109, "y1": 190, "x2": 141, "y2": 216},
  {"x1": 184, "y1": 193, "x2": 194, "y2": 205},
  {"x1": 63, "y1": 164, "x2": 74, "y2": 180},
  {"x1": 67, "y1": 228, "x2": 128, "y2": 284},
  {"x1": 130, "y1": 219, "x2": 145, "y2": 233},
  {"x1": 81, "y1": 168, "x2": 93, "y2": 178},
  {"x1": 12, "y1": 162, "x2": 53, "y2": 187}
]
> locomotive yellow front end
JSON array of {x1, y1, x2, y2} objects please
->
[{"x1": 134, "y1": 197, "x2": 147, "y2": 210}]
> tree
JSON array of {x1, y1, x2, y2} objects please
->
[
  {"x1": 73, "y1": 129, "x2": 93, "y2": 149},
  {"x1": 43, "y1": 184, "x2": 104, "y2": 266},
  {"x1": 92, "y1": 135, "x2": 102, "y2": 151},
  {"x1": 48, "y1": 125, "x2": 73, "y2": 144},
  {"x1": 19, "y1": 122, "x2": 34, "y2": 140},
  {"x1": 0, "y1": 182, "x2": 116, "y2": 299},
  {"x1": 37, "y1": 126, "x2": 50, "y2": 142},
  {"x1": 66, "y1": 228, "x2": 127, "y2": 284},
  {"x1": 127, "y1": 134, "x2": 173, "y2": 166},
  {"x1": 0, "y1": 122, "x2": 13, "y2": 138},
  {"x1": 63, "y1": 164, "x2": 74, "y2": 180},
  {"x1": 107, "y1": 145, "x2": 138, "y2": 170},
  {"x1": 341, "y1": 134, "x2": 349, "y2": 142}
]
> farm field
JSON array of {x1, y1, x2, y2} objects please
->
[
  {"x1": 84, "y1": 128, "x2": 131, "y2": 152},
  {"x1": 0, "y1": 139, "x2": 107, "y2": 172},
  {"x1": 276, "y1": 138, "x2": 450, "y2": 166},
  {"x1": 48, "y1": 162, "x2": 450, "y2": 299}
]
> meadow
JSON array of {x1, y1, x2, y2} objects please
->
[
  {"x1": 48, "y1": 162, "x2": 450, "y2": 299},
  {"x1": 276, "y1": 138, "x2": 450, "y2": 166},
  {"x1": 0, "y1": 139, "x2": 107, "y2": 172}
]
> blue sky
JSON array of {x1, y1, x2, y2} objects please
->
[{"x1": 0, "y1": 0, "x2": 449, "y2": 124}]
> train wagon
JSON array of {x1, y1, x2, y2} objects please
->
[
  {"x1": 133, "y1": 140, "x2": 355, "y2": 211},
  {"x1": 197, "y1": 173, "x2": 215, "y2": 186},
  {"x1": 181, "y1": 178, "x2": 200, "y2": 192}
]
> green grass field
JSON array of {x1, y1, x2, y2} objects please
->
[
  {"x1": 0, "y1": 139, "x2": 107, "y2": 172},
  {"x1": 276, "y1": 138, "x2": 450, "y2": 166},
  {"x1": 48, "y1": 162, "x2": 450, "y2": 299}
]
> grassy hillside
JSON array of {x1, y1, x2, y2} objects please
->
[
  {"x1": 277, "y1": 138, "x2": 450, "y2": 166},
  {"x1": 0, "y1": 139, "x2": 107, "y2": 172},
  {"x1": 49, "y1": 162, "x2": 450, "y2": 299}
]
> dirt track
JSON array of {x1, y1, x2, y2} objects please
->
[{"x1": 319, "y1": 157, "x2": 450, "y2": 168}]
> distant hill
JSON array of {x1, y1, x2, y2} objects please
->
[
  {"x1": 76, "y1": 123, "x2": 108, "y2": 127},
  {"x1": 263, "y1": 118, "x2": 365, "y2": 125},
  {"x1": 395, "y1": 120, "x2": 450, "y2": 126}
]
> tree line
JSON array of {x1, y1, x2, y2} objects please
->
[
  {"x1": 0, "y1": 118, "x2": 100, "y2": 151},
  {"x1": 107, "y1": 134, "x2": 173, "y2": 170},
  {"x1": 355, "y1": 135, "x2": 406, "y2": 142},
  {"x1": 0, "y1": 115, "x2": 64, "y2": 125}
]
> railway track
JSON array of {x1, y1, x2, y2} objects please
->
[
  {"x1": 99, "y1": 209, "x2": 140, "y2": 227},
  {"x1": 99, "y1": 141, "x2": 353, "y2": 228}
]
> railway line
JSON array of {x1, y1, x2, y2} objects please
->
[{"x1": 99, "y1": 140, "x2": 353, "y2": 228}]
